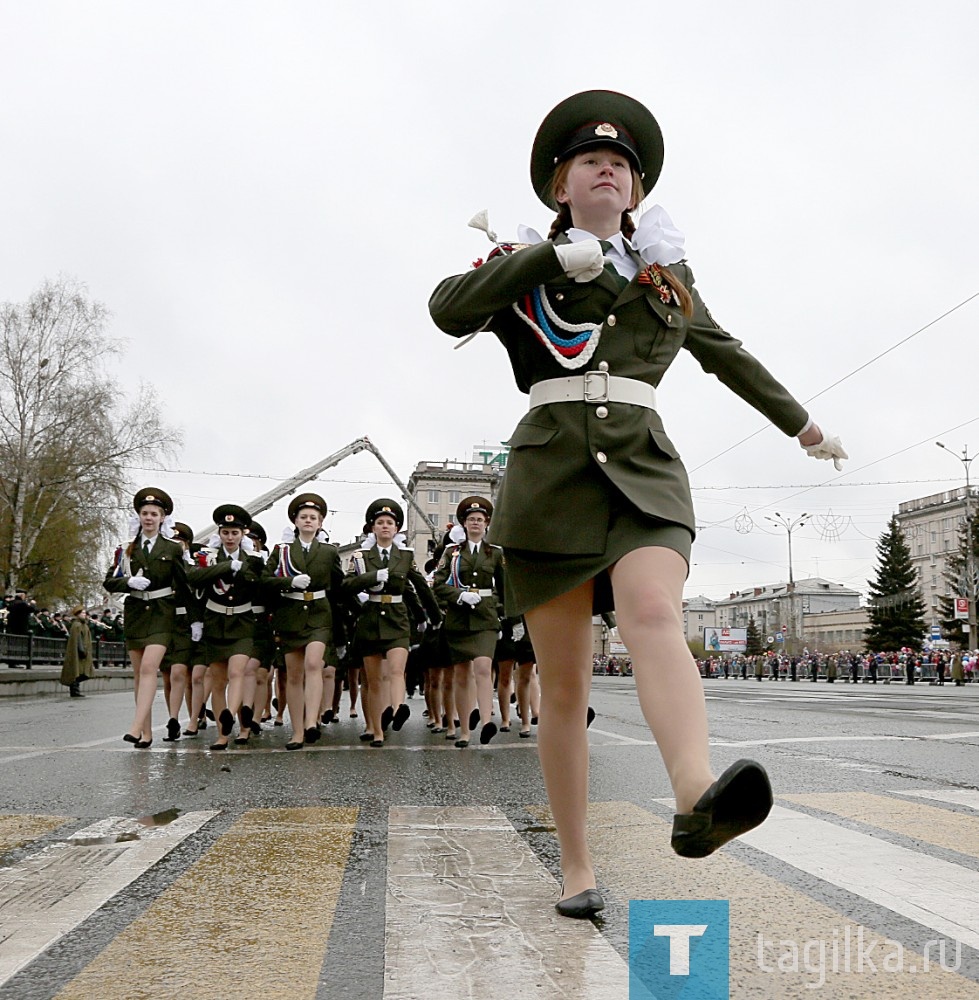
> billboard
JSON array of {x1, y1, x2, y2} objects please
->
[{"x1": 703, "y1": 627, "x2": 747, "y2": 653}]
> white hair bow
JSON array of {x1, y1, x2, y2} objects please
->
[{"x1": 632, "y1": 205, "x2": 685, "y2": 265}]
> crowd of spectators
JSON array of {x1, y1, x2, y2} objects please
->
[
  {"x1": 1, "y1": 590, "x2": 124, "y2": 651},
  {"x1": 695, "y1": 649, "x2": 976, "y2": 685}
]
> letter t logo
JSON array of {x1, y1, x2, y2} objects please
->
[{"x1": 653, "y1": 924, "x2": 708, "y2": 975}]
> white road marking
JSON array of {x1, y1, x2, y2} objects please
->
[
  {"x1": 738, "y1": 805, "x2": 979, "y2": 951},
  {"x1": 383, "y1": 805, "x2": 628, "y2": 999},
  {"x1": 891, "y1": 789, "x2": 979, "y2": 811},
  {"x1": 0, "y1": 810, "x2": 216, "y2": 986}
]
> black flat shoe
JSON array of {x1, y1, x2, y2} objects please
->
[
  {"x1": 479, "y1": 722, "x2": 498, "y2": 745},
  {"x1": 134, "y1": 738, "x2": 153, "y2": 749},
  {"x1": 499, "y1": 725, "x2": 511, "y2": 733},
  {"x1": 304, "y1": 727, "x2": 321, "y2": 744},
  {"x1": 233, "y1": 737, "x2": 250, "y2": 745},
  {"x1": 182, "y1": 728, "x2": 199, "y2": 737},
  {"x1": 444, "y1": 731, "x2": 457, "y2": 740},
  {"x1": 219, "y1": 709, "x2": 235, "y2": 736},
  {"x1": 210, "y1": 741, "x2": 228, "y2": 751},
  {"x1": 555, "y1": 888, "x2": 605, "y2": 919},
  {"x1": 123, "y1": 733, "x2": 139, "y2": 744},
  {"x1": 531, "y1": 716, "x2": 538, "y2": 725},
  {"x1": 205, "y1": 708, "x2": 216, "y2": 721},
  {"x1": 392, "y1": 703, "x2": 410, "y2": 731},
  {"x1": 321, "y1": 709, "x2": 335, "y2": 725},
  {"x1": 586, "y1": 706, "x2": 596, "y2": 728},
  {"x1": 250, "y1": 721, "x2": 262, "y2": 735},
  {"x1": 359, "y1": 732, "x2": 375, "y2": 742},
  {"x1": 240, "y1": 704, "x2": 254, "y2": 728},
  {"x1": 164, "y1": 718, "x2": 181, "y2": 742},
  {"x1": 273, "y1": 719, "x2": 284, "y2": 727},
  {"x1": 671, "y1": 759, "x2": 773, "y2": 859},
  {"x1": 469, "y1": 708, "x2": 480, "y2": 730},
  {"x1": 381, "y1": 706, "x2": 394, "y2": 732},
  {"x1": 370, "y1": 739, "x2": 384, "y2": 748},
  {"x1": 455, "y1": 738, "x2": 470, "y2": 748},
  {"x1": 285, "y1": 741, "x2": 304, "y2": 751},
  {"x1": 519, "y1": 730, "x2": 532, "y2": 739}
]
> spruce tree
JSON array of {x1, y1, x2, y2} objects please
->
[
  {"x1": 745, "y1": 616, "x2": 763, "y2": 655},
  {"x1": 937, "y1": 515, "x2": 979, "y2": 648},
  {"x1": 865, "y1": 515, "x2": 928, "y2": 650}
]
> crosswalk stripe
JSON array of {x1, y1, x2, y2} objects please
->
[
  {"x1": 894, "y1": 789, "x2": 979, "y2": 811},
  {"x1": 781, "y1": 792, "x2": 979, "y2": 860},
  {"x1": 739, "y1": 803, "x2": 979, "y2": 951},
  {"x1": 54, "y1": 807, "x2": 357, "y2": 999},
  {"x1": 576, "y1": 800, "x2": 977, "y2": 997},
  {"x1": 0, "y1": 814, "x2": 67, "y2": 857},
  {"x1": 383, "y1": 805, "x2": 628, "y2": 999},
  {"x1": 0, "y1": 811, "x2": 216, "y2": 988}
]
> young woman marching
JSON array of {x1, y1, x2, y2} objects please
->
[
  {"x1": 160, "y1": 521, "x2": 205, "y2": 742},
  {"x1": 433, "y1": 497, "x2": 505, "y2": 748},
  {"x1": 344, "y1": 499, "x2": 442, "y2": 747},
  {"x1": 104, "y1": 488, "x2": 186, "y2": 748},
  {"x1": 186, "y1": 505, "x2": 262, "y2": 750},
  {"x1": 243, "y1": 520, "x2": 274, "y2": 740},
  {"x1": 430, "y1": 90, "x2": 846, "y2": 915},
  {"x1": 265, "y1": 493, "x2": 344, "y2": 751}
]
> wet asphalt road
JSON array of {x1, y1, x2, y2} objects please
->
[{"x1": 1, "y1": 676, "x2": 978, "y2": 998}]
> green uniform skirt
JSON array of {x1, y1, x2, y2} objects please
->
[
  {"x1": 445, "y1": 629, "x2": 497, "y2": 663},
  {"x1": 503, "y1": 492, "x2": 692, "y2": 618},
  {"x1": 358, "y1": 636, "x2": 410, "y2": 658}
]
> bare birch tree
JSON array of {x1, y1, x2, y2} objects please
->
[{"x1": 0, "y1": 277, "x2": 181, "y2": 598}]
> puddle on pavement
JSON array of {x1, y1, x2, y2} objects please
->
[
  {"x1": 68, "y1": 831, "x2": 141, "y2": 846},
  {"x1": 137, "y1": 806, "x2": 182, "y2": 828}
]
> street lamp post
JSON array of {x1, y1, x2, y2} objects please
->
[
  {"x1": 936, "y1": 442, "x2": 977, "y2": 650},
  {"x1": 765, "y1": 512, "x2": 810, "y2": 654}
]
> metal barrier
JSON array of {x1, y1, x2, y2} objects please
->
[{"x1": 0, "y1": 633, "x2": 127, "y2": 669}]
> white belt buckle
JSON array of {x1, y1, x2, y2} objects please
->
[{"x1": 583, "y1": 370, "x2": 610, "y2": 404}]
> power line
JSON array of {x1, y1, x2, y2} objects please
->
[{"x1": 688, "y1": 289, "x2": 979, "y2": 474}]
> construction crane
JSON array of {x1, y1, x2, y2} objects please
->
[{"x1": 193, "y1": 436, "x2": 436, "y2": 543}]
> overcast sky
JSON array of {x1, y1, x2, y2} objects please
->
[{"x1": 2, "y1": 1, "x2": 977, "y2": 601}]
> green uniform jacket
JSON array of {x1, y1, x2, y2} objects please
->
[
  {"x1": 103, "y1": 537, "x2": 187, "y2": 642},
  {"x1": 264, "y1": 538, "x2": 345, "y2": 641},
  {"x1": 187, "y1": 550, "x2": 264, "y2": 643},
  {"x1": 433, "y1": 542, "x2": 505, "y2": 633},
  {"x1": 344, "y1": 545, "x2": 443, "y2": 643},
  {"x1": 430, "y1": 239, "x2": 809, "y2": 555}
]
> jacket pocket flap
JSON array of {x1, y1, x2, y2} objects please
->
[{"x1": 506, "y1": 416, "x2": 558, "y2": 449}]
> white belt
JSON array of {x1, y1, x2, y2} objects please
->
[
  {"x1": 466, "y1": 588, "x2": 494, "y2": 597},
  {"x1": 368, "y1": 594, "x2": 403, "y2": 604},
  {"x1": 176, "y1": 607, "x2": 187, "y2": 615},
  {"x1": 129, "y1": 587, "x2": 174, "y2": 602},
  {"x1": 528, "y1": 372, "x2": 657, "y2": 410},
  {"x1": 251, "y1": 605, "x2": 265, "y2": 613},
  {"x1": 205, "y1": 599, "x2": 254, "y2": 616},
  {"x1": 283, "y1": 590, "x2": 327, "y2": 602}
]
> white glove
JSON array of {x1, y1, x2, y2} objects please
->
[
  {"x1": 802, "y1": 431, "x2": 848, "y2": 472},
  {"x1": 375, "y1": 568, "x2": 389, "y2": 584},
  {"x1": 190, "y1": 621, "x2": 203, "y2": 642},
  {"x1": 458, "y1": 591, "x2": 482, "y2": 606},
  {"x1": 554, "y1": 240, "x2": 604, "y2": 282},
  {"x1": 417, "y1": 621, "x2": 428, "y2": 634},
  {"x1": 512, "y1": 623, "x2": 526, "y2": 642},
  {"x1": 357, "y1": 592, "x2": 369, "y2": 605},
  {"x1": 336, "y1": 645, "x2": 347, "y2": 659},
  {"x1": 127, "y1": 572, "x2": 150, "y2": 591},
  {"x1": 292, "y1": 573, "x2": 311, "y2": 590},
  {"x1": 230, "y1": 558, "x2": 242, "y2": 573}
]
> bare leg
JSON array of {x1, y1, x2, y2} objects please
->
[
  {"x1": 452, "y1": 662, "x2": 474, "y2": 741},
  {"x1": 253, "y1": 665, "x2": 270, "y2": 725},
  {"x1": 241, "y1": 656, "x2": 260, "y2": 719},
  {"x1": 526, "y1": 582, "x2": 595, "y2": 900},
  {"x1": 168, "y1": 663, "x2": 188, "y2": 723},
  {"x1": 497, "y1": 659, "x2": 514, "y2": 727},
  {"x1": 347, "y1": 666, "x2": 360, "y2": 716},
  {"x1": 388, "y1": 647, "x2": 408, "y2": 710},
  {"x1": 441, "y1": 669, "x2": 456, "y2": 736},
  {"x1": 473, "y1": 655, "x2": 494, "y2": 726},
  {"x1": 226, "y1": 654, "x2": 248, "y2": 717},
  {"x1": 362, "y1": 654, "x2": 386, "y2": 742},
  {"x1": 284, "y1": 650, "x2": 306, "y2": 742},
  {"x1": 302, "y1": 642, "x2": 326, "y2": 731},
  {"x1": 209, "y1": 661, "x2": 230, "y2": 746},
  {"x1": 187, "y1": 663, "x2": 207, "y2": 733},
  {"x1": 128, "y1": 644, "x2": 167, "y2": 741},
  {"x1": 516, "y1": 661, "x2": 534, "y2": 735},
  {"x1": 610, "y1": 548, "x2": 715, "y2": 813}
]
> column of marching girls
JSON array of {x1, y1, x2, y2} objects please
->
[{"x1": 105, "y1": 488, "x2": 544, "y2": 750}]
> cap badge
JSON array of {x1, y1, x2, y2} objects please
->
[
  {"x1": 225, "y1": 514, "x2": 234, "y2": 522},
  {"x1": 146, "y1": 495, "x2": 156, "y2": 502},
  {"x1": 595, "y1": 122, "x2": 618, "y2": 139}
]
